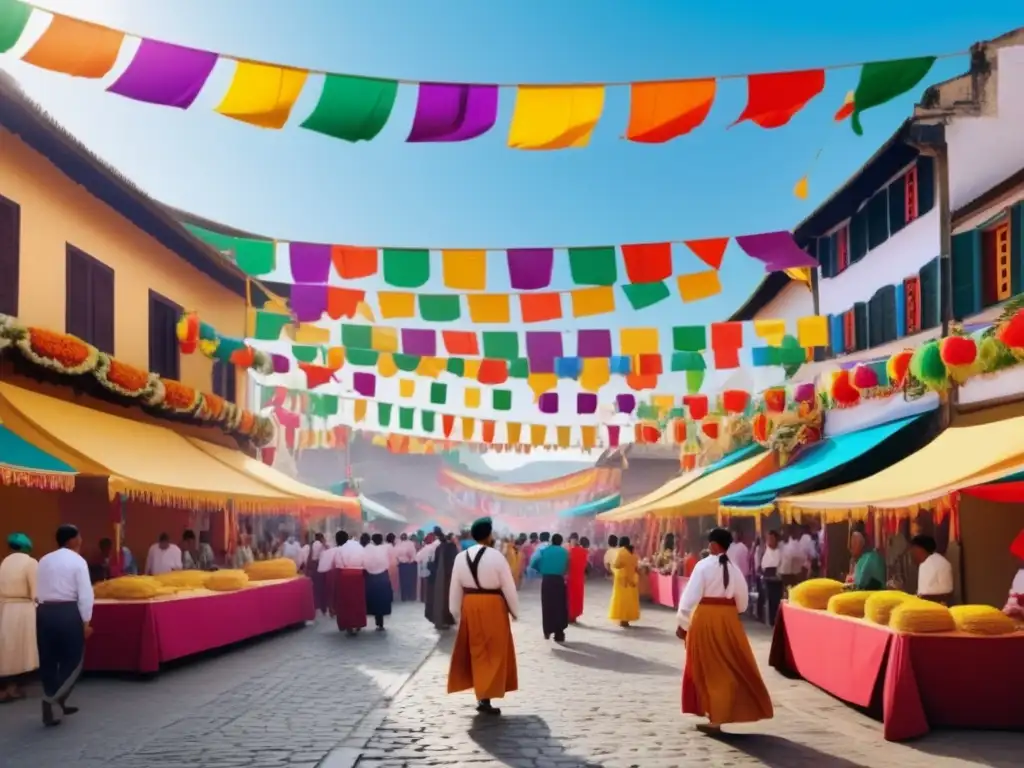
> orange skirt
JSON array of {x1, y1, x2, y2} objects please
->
[
  {"x1": 447, "y1": 592, "x2": 518, "y2": 701},
  {"x1": 682, "y1": 598, "x2": 773, "y2": 726}
]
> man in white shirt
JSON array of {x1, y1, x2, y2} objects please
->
[
  {"x1": 395, "y1": 533, "x2": 418, "y2": 602},
  {"x1": 910, "y1": 535, "x2": 954, "y2": 605},
  {"x1": 778, "y1": 525, "x2": 809, "y2": 589},
  {"x1": 145, "y1": 533, "x2": 182, "y2": 576},
  {"x1": 757, "y1": 530, "x2": 783, "y2": 626},
  {"x1": 35, "y1": 524, "x2": 94, "y2": 727},
  {"x1": 363, "y1": 533, "x2": 393, "y2": 631},
  {"x1": 447, "y1": 517, "x2": 519, "y2": 716},
  {"x1": 799, "y1": 525, "x2": 821, "y2": 579},
  {"x1": 726, "y1": 529, "x2": 750, "y2": 586},
  {"x1": 333, "y1": 531, "x2": 368, "y2": 635},
  {"x1": 281, "y1": 535, "x2": 302, "y2": 568}
]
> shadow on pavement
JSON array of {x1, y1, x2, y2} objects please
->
[
  {"x1": 469, "y1": 714, "x2": 605, "y2": 767},
  {"x1": 551, "y1": 640, "x2": 678, "y2": 675},
  {"x1": 712, "y1": 732, "x2": 872, "y2": 767},
  {"x1": 903, "y1": 731, "x2": 1024, "y2": 767},
  {"x1": 578, "y1": 622, "x2": 682, "y2": 645}
]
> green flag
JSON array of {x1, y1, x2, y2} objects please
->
[
  {"x1": 300, "y1": 74, "x2": 398, "y2": 142},
  {"x1": 0, "y1": 0, "x2": 31, "y2": 53},
  {"x1": 622, "y1": 281, "x2": 670, "y2": 310},
  {"x1": 851, "y1": 57, "x2": 936, "y2": 136}
]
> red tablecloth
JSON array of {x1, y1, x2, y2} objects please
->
[
  {"x1": 647, "y1": 572, "x2": 678, "y2": 608},
  {"x1": 85, "y1": 577, "x2": 315, "y2": 674},
  {"x1": 769, "y1": 602, "x2": 1024, "y2": 741}
]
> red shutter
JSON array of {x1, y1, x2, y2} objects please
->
[
  {"x1": 0, "y1": 196, "x2": 20, "y2": 317},
  {"x1": 843, "y1": 310, "x2": 856, "y2": 353},
  {"x1": 835, "y1": 224, "x2": 849, "y2": 272},
  {"x1": 904, "y1": 166, "x2": 919, "y2": 223},
  {"x1": 903, "y1": 276, "x2": 921, "y2": 335}
]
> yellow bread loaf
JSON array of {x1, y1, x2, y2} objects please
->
[
  {"x1": 826, "y1": 590, "x2": 871, "y2": 618},
  {"x1": 889, "y1": 599, "x2": 955, "y2": 633},
  {"x1": 789, "y1": 578, "x2": 845, "y2": 610},
  {"x1": 949, "y1": 604, "x2": 1017, "y2": 636},
  {"x1": 206, "y1": 569, "x2": 250, "y2": 591},
  {"x1": 244, "y1": 557, "x2": 298, "y2": 581},
  {"x1": 863, "y1": 590, "x2": 912, "y2": 625}
]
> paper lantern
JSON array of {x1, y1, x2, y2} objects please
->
[
  {"x1": 721, "y1": 389, "x2": 750, "y2": 414},
  {"x1": 763, "y1": 388, "x2": 786, "y2": 413},
  {"x1": 751, "y1": 412, "x2": 769, "y2": 443},
  {"x1": 910, "y1": 341, "x2": 947, "y2": 390},
  {"x1": 701, "y1": 420, "x2": 719, "y2": 439},
  {"x1": 792, "y1": 382, "x2": 815, "y2": 405},
  {"x1": 940, "y1": 335, "x2": 977, "y2": 367},
  {"x1": 176, "y1": 312, "x2": 199, "y2": 354},
  {"x1": 830, "y1": 369, "x2": 860, "y2": 406},
  {"x1": 851, "y1": 363, "x2": 879, "y2": 391},
  {"x1": 886, "y1": 350, "x2": 913, "y2": 386},
  {"x1": 683, "y1": 394, "x2": 708, "y2": 421},
  {"x1": 996, "y1": 308, "x2": 1024, "y2": 349},
  {"x1": 637, "y1": 423, "x2": 661, "y2": 444}
]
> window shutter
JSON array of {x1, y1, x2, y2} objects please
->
[
  {"x1": 817, "y1": 235, "x2": 834, "y2": 278},
  {"x1": 90, "y1": 261, "x2": 115, "y2": 354},
  {"x1": 916, "y1": 156, "x2": 935, "y2": 217},
  {"x1": 879, "y1": 284, "x2": 898, "y2": 342},
  {"x1": 853, "y1": 302, "x2": 869, "y2": 352},
  {"x1": 835, "y1": 224, "x2": 849, "y2": 273},
  {"x1": 149, "y1": 291, "x2": 181, "y2": 380},
  {"x1": 65, "y1": 246, "x2": 92, "y2": 341},
  {"x1": 212, "y1": 360, "x2": 238, "y2": 404},
  {"x1": 829, "y1": 314, "x2": 845, "y2": 357},
  {"x1": 867, "y1": 189, "x2": 890, "y2": 250},
  {"x1": 903, "y1": 165, "x2": 919, "y2": 223},
  {"x1": 903, "y1": 276, "x2": 921, "y2": 335},
  {"x1": 850, "y1": 209, "x2": 869, "y2": 263},
  {"x1": 894, "y1": 284, "x2": 906, "y2": 338},
  {"x1": 888, "y1": 173, "x2": 907, "y2": 236},
  {"x1": 868, "y1": 292, "x2": 883, "y2": 347},
  {"x1": 1011, "y1": 202, "x2": 1024, "y2": 296},
  {"x1": 843, "y1": 310, "x2": 856, "y2": 353},
  {"x1": 0, "y1": 196, "x2": 20, "y2": 317},
  {"x1": 918, "y1": 258, "x2": 941, "y2": 330},
  {"x1": 951, "y1": 230, "x2": 982, "y2": 319}
]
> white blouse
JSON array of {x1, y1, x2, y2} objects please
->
[
  {"x1": 677, "y1": 554, "x2": 748, "y2": 631},
  {"x1": 362, "y1": 544, "x2": 390, "y2": 575},
  {"x1": 333, "y1": 540, "x2": 366, "y2": 569},
  {"x1": 449, "y1": 545, "x2": 519, "y2": 622}
]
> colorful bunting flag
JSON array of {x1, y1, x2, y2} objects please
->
[
  {"x1": 301, "y1": 74, "x2": 398, "y2": 142},
  {"x1": 735, "y1": 231, "x2": 818, "y2": 271},
  {"x1": 22, "y1": 15, "x2": 124, "y2": 79},
  {"x1": 622, "y1": 282, "x2": 670, "y2": 310},
  {"x1": 571, "y1": 286, "x2": 615, "y2": 318},
  {"x1": 568, "y1": 246, "x2": 617, "y2": 286},
  {"x1": 507, "y1": 249, "x2": 554, "y2": 290},
  {"x1": 0, "y1": 0, "x2": 31, "y2": 54},
  {"x1": 626, "y1": 79, "x2": 716, "y2": 143},
  {"x1": 418, "y1": 294, "x2": 461, "y2": 322},
  {"x1": 289, "y1": 243, "x2": 333, "y2": 284},
  {"x1": 378, "y1": 292, "x2": 416, "y2": 319},
  {"x1": 441, "y1": 250, "x2": 487, "y2": 290},
  {"x1": 734, "y1": 70, "x2": 825, "y2": 129},
  {"x1": 407, "y1": 83, "x2": 499, "y2": 143},
  {"x1": 683, "y1": 238, "x2": 729, "y2": 270},
  {"x1": 467, "y1": 294, "x2": 511, "y2": 324},
  {"x1": 107, "y1": 39, "x2": 217, "y2": 108},
  {"x1": 677, "y1": 270, "x2": 722, "y2": 302},
  {"x1": 332, "y1": 246, "x2": 378, "y2": 279},
  {"x1": 622, "y1": 243, "x2": 672, "y2": 283},
  {"x1": 216, "y1": 61, "x2": 308, "y2": 129},
  {"x1": 508, "y1": 85, "x2": 605, "y2": 150},
  {"x1": 851, "y1": 57, "x2": 936, "y2": 136},
  {"x1": 520, "y1": 292, "x2": 563, "y2": 323}
]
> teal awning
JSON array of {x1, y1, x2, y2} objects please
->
[
  {"x1": 0, "y1": 424, "x2": 76, "y2": 491},
  {"x1": 558, "y1": 494, "x2": 621, "y2": 518},
  {"x1": 704, "y1": 443, "x2": 765, "y2": 474},
  {"x1": 720, "y1": 415, "x2": 926, "y2": 510}
]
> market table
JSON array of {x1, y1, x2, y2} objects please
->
[
  {"x1": 768, "y1": 601, "x2": 1024, "y2": 741},
  {"x1": 84, "y1": 577, "x2": 315, "y2": 674},
  {"x1": 647, "y1": 571, "x2": 680, "y2": 608}
]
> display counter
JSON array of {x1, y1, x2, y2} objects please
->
[{"x1": 648, "y1": 571, "x2": 680, "y2": 608}]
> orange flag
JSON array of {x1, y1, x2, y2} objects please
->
[
  {"x1": 520, "y1": 292, "x2": 563, "y2": 323},
  {"x1": 683, "y1": 237, "x2": 729, "y2": 270},
  {"x1": 482, "y1": 420, "x2": 496, "y2": 444},
  {"x1": 625, "y1": 79, "x2": 716, "y2": 143},
  {"x1": 331, "y1": 246, "x2": 378, "y2": 279},
  {"x1": 734, "y1": 70, "x2": 825, "y2": 129},
  {"x1": 442, "y1": 414, "x2": 455, "y2": 438},
  {"x1": 22, "y1": 16, "x2": 124, "y2": 79}
]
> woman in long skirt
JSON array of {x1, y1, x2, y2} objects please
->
[
  {"x1": 677, "y1": 528, "x2": 773, "y2": 734},
  {"x1": 608, "y1": 536, "x2": 640, "y2": 627},
  {"x1": 0, "y1": 534, "x2": 38, "y2": 702}
]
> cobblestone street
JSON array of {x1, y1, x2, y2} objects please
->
[{"x1": 1, "y1": 582, "x2": 1021, "y2": 767}]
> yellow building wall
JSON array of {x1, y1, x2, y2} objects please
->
[{"x1": 0, "y1": 127, "x2": 247, "y2": 405}]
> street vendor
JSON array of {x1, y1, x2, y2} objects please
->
[
  {"x1": 1003, "y1": 528, "x2": 1024, "y2": 621},
  {"x1": 846, "y1": 531, "x2": 885, "y2": 591},
  {"x1": 910, "y1": 535, "x2": 953, "y2": 605}
]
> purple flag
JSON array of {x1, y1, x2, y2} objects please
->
[
  {"x1": 401, "y1": 328, "x2": 436, "y2": 356},
  {"x1": 577, "y1": 329, "x2": 612, "y2": 358},
  {"x1": 289, "y1": 243, "x2": 333, "y2": 284},
  {"x1": 290, "y1": 284, "x2": 328, "y2": 322},
  {"x1": 616, "y1": 393, "x2": 636, "y2": 414},
  {"x1": 107, "y1": 39, "x2": 218, "y2": 109},
  {"x1": 507, "y1": 249, "x2": 554, "y2": 290},
  {"x1": 271, "y1": 353, "x2": 290, "y2": 374},
  {"x1": 407, "y1": 83, "x2": 499, "y2": 143},
  {"x1": 538, "y1": 392, "x2": 559, "y2": 415},
  {"x1": 577, "y1": 393, "x2": 598, "y2": 415},
  {"x1": 353, "y1": 372, "x2": 376, "y2": 398},
  {"x1": 735, "y1": 231, "x2": 818, "y2": 271},
  {"x1": 525, "y1": 331, "x2": 563, "y2": 374}
]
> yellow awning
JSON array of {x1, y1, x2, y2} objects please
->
[
  {"x1": 0, "y1": 382, "x2": 293, "y2": 512},
  {"x1": 779, "y1": 410, "x2": 1024, "y2": 513},
  {"x1": 596, "y1": 468, "x2": 703, "y2": 522},
  {"x1": 187, "y1": 438, "x2": 360, "y2": 518},
  {"x1": 646, "y1": 452, "x2": 778, "y2": 519}
]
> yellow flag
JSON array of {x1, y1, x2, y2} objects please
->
[
  {"x1": 398, "y1": 379, "x2": 416, "y2": 399},
  {"x1": 508, "y1": 85, "x2": 606, "y2": 150},
  {"x1": 378, "y1": 292, "x2": 416, "y2": 319},
  {"x1": 442, "y1": 250, "x2": 487, "y2": 290},
  {"x1": 530, "y1": 424, "x2": 547, "y2": 446},
  {"x1": 796, "y1": 315, "x2": 830, "y2": 348},
  {"x1": 652, "y1": 394, "x2": 675, "y2": 414},
  {"x1": 356, "y1": 301, "x2": 376, "y2": 322},
  {"x1": 527, "y1": 373, "x2": 558, "y2": 399},
  {"x1": 376, "y1": 353, "x2": 398, "y2": 378},
  {"x1": 216, "y1": 61, "x2": 308, "y2": 129},
  {"x1": 464, "y1": 388, "x2": 482, "y2": 409},
  {"x1": 580, "y1": 425, "x2": 597, "y2": 450},
  {"x1": 353, "y1": 400, "x2": 367, "y2": 423},
  {"x1": 754, "y1": 319, "x2": 787, "y2": 346},
  {"x1": 677, "y1": 270, "x2": 722, "y2": 303},
  {"x1": 461, "y1": 417, "x2": 476, "y2": 441},
  {"x1": 417, "y1": 357, "x2": 446, "y2": 378},
  {"x1": 506, "y1": 422, "x2": 522, "y2": 445},
  {"x1": 463, "y1": 359, "x2": 482, "y2": 381},
  {"x1": 467, "y1": 294, "x2": 511, "y2": 324},
  {"x1": 570, "y1": 286, "x2": 615, "y2": 318},
  {"x1": 579, "y1": 358, "x2": 610, "y2": 392},
  {"x1": 793, "y1": 176, "x2": 810, "y2": 200},
  {"x1": 293, "y1": 324, "x2": 330, "y2": 344},
  {"x1": 557, "y1": 426, "x2": 572, "y2": 448},
  {"x1": 325, "y1": 347, "x2": 345, "y2": 371},
  {"x1": 620, "y1": 327, "x2": 659, "y2": 356},
  {"x1": 371, "y1": 326, "x2": 399, "y2": 353}
]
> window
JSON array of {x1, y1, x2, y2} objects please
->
[
  {"x1": 903, "y1": 276, "x2": 922, "y2": 335},
  {"x1": 212, "y1": 359, "x2": 237, "y2": 404},
  {"x1": 867, "y1": 189, "x2": 890, "y2": 250},
  {"x1": 148, "y1": 291, "x2": 180, "y2": 380},
  {"x1": 843, "y1": 310, "x2": 856, "y2": 354},
  {"x1": 853, "y1": 302, "x2": 869, "y2": 352},
  {"x1": 850, "y1": 208, "x2": 869, "y2": 264},
  {"x1": 816, "y1": 235, "x2": 834, "y2": 278},
  {"x1": 888, "y1": 172, "x2": 908, "y2": 237},
  {"x1": 917, "y1": 156, "x2": 936, "y2": 217},
  {"x1": 65, "y1": 245, "x2": 115, "y2": 353},
  {"x1": 918, "y1": 258, "x2": 941, "y2": 330},
  {"x1": 951, "y1": 230, "x2": 983, "y2": 319},
  {"x1": 981, "y1": 222, "x2": 1012, "y2": 306},
  {"x1": 878, "y1": 284, "x2": 898, "y2": 343},
  {"x1": 903, "y1": 165, "x2": 919, "y2": 224},
  {"x1": 0, "y1": 195, "x2": 19, "y2": 317},
  {"x1": 834, "y1": 224, "x2": 849, "y2": 274}
]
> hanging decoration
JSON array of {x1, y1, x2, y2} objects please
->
[{"x1": 0, "y1": 3, "x2": 956, "y2": 148}]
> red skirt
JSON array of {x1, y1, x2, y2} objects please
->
[{"x1": 334, "y1": 569, "x2": 368, "y2": 631}]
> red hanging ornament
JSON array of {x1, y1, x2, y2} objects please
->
[
  {"x1": 751, "y1": 412, "x2": 769, "y2": 443},
  {"x1": 851, "y1": 363, "x2": 879, "y2": 391},
  {"x1": 683, "y1": 394, "x2": 708, "y2": 421},
  {"x1": 701, "y1": 421, "x2": 719, "y2": 439},
  {"x1": 830, "y1": 370, "x2": 861, "y2": 406},
  {"x1": 721, "y1": 389, "x2": 750, "y2": 414},
  {"x1": 887, "y1": 350, "x2": 913, "y2": 386},
  {"x1": 763, "y1": 388, "x2": 786, "y2": 413},
  {"x1": 939, "y1": 335, "x2": 978, "y2": 367},
  {"x1": 997, "y1": 308, "x2": 1024, "y2": 349}
]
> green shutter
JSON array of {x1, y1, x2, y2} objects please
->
[
  {"x1": 817, "y1": 235, "x2": 834, "y2": 278},
  {"x1": 918, "y1": 257, "x2": 941, "y2": 329},
  {"x1": 853, "y1": 302, "x2": 869, "y2": 351},
  {"x1": 880, "y1": 284, "x2": 898, "y2": 342},
  {"x1": 951, "y1": 230, "x2": 982, "y2": 319},
  {"x1": 850, "y1": 209, "x2": 869, "y2": 263},
  {"x1": 917, "y1": 156, "x2": 936, "y2": 216},
  {"x1": 1011, "y1": 202, "x2": 1024, "y2": 296},
  {"x1": 887, "y1": 174, "x2": 907, "y2": 236},
  {"x1": 868, "y1": 292, "x2": 884, "y2": 347},
  {"x1": 867, "y1": 189, "x2": 890, "y2": 250}
]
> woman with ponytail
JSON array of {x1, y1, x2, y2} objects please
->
[{"x1": 676, "y1": 528, "x2": 773, "y2": 734}]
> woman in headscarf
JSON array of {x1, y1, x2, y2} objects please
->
[
  {"x1": 607, "y1": 536, "x2": 640, "y2": 628},
  {"x1": 676, "y1": 528, "x2": 773, "y2": 734},
  {"x1": 0, "y1": 533, "x2": 38, "y2": 703}
]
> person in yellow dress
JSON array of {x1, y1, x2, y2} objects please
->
[
  {"x1": 503, "y1": 538, "x2": 522, "y2": 589},
  {"x1": 608, "y1": 536, "x2": 640, "y2": 627}
]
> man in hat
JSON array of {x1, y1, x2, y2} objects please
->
[
  {"x1": 447, "y1": 517, "x2": 519, "y2": 716},
  {"x1": 34, "y1": 524, "x2": 94, "y2": 726}
]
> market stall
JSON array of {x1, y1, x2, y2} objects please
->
[
  {"x1": 85, "y1": 577, "x2": 314, "y2": 674},
  {"x1": 769, "y1": 602, "x2": 1024, "y2": 741}
]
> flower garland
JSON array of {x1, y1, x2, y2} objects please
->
[
  {"x1": 93, "y1": 354, "x2": 159, "y2": 400},
  {"x1": 16, "y1": 326, "x2": 99, "y2": 376},
  {"x1": 177, "y1": 311, "x2": 275, "y2": 375}
]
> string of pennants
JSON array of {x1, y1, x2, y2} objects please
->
[{"x1": 1, "y1": 2, "x2": 943, "y2": 146}]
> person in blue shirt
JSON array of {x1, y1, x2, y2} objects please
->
[{"x1": 530, "y1": 533, "x2": 570, "y2": 643}]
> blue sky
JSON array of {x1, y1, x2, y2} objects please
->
[{"x1": 6, "y1": 1, "x2": 1023, "y2": 462}]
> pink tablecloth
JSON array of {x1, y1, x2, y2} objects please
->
[
  {"x1": 85, "y1": 577, "x2": 315, "y2": 674},
  {"x1": 647, "y1": 572, "x2": 678, "y2": 608}
]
